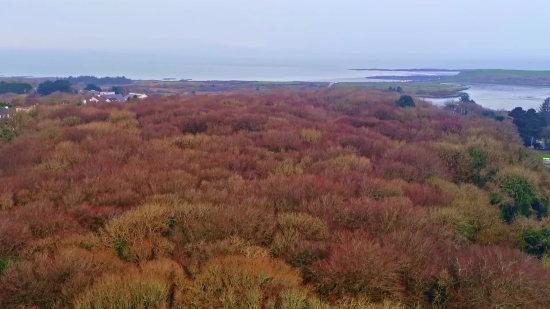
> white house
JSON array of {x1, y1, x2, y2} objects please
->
[
  {"x1": 85, "y1": 97, "x2": 100, "y2": 104},
  {"x1": 15, "y1": 104, "x2": 37, "y2": 113},
  {"x1": 124, "y1": 93, "x2": 148, "y2": 101},
  {"x1": 0, "y1": 106, "x2": 10, "y2": 119}
]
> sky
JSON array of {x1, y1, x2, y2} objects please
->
[{"x1": 0, "y1": 0, "x2": 549, "y2": 62}]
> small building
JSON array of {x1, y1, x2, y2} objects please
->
[
  {"x1": 102, "y1": 94, "x2": 125, "y2": 102},
  {"x1": 124, "y1": 93, "x2": 148, "y2": 101},
  {"x1": 15, "y1": 104, "x2": 37, "y2": 113},
  {"x1": 543, "y1": 158, "x2": 550, "y2": 165},
  {"x1": 83, "y1": 97, "x2": 101, "y2": 104},
  {"x1": 0, "y1": 106, "x2": 10, "y2": 119},
  {"x1": 99, "y1": 91, "x2": 116, "y2": 95}
]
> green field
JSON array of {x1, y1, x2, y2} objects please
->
[
  {"x1": 446, "y1": 69, "x2": 550, "y2": 86},
  {"x1": 335, "y1": 82, "x2": 468, "y2": 98}
]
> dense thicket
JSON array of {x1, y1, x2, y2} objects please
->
[
  {"x1": 67, "y1": 76, "x2": 132, "y2": 86},
  {"x1": 509, "y1": 107, "x2": 546, "y2": 146},
  {"x1": 37, "y1": 79, "x2": 74, "y2": 96},
  {"x1": 84, "y1": 83, "x2": 101, "y2": 91},
  {"x1": 0, "y1": 81, "x2": 32, "y2": 95},
  {"x1": 110, "y1": 85, "x2": 130, "y2": 95},
  {"x1": 1, "y1": 88, "x2": 550, "y2": 308}
]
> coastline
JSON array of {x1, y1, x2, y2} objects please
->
[{"x1": 349, "y1": 68, "x2": 462, "y2": 72}]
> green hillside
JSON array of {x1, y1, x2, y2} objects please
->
[{"x1": 447, "y1": 69, "x2": 550, "y2": 86}]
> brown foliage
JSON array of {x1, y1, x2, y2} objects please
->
[
  {"x1": 312, "y1": 233, "x2": 407, "y2": 301},
  {"x1": 0, "y1": 249, "x2": 113, "y2": 309},
  {"x1": 1, "y1": 88, "x2": 550, "y2": 308}
]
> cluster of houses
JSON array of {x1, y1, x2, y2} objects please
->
[
  {"x1": 0, "y1": 90, "x2": 147, "y2": 120},
  {"x1": 0, "y1": 105, "x2": 36, "y2": 119},
  {"x1": 82, "y1": 91, "x2": 147, "y2": 104}
]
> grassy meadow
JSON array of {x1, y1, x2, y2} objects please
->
[
  {"x1": 335, "y1": 82, "x2": 468, "y2": 98},
  {"x1": 447, "y1": 69, "x2": 550, "y2": 86}
]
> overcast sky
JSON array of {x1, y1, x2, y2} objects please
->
[{"x1": 0, "y1": 0, "x2": 548, "y2": 60}]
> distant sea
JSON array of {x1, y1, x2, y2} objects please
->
[
  {"x1": 1, "y1": 49, "x2": 549, "y2": 81},
  {"x1": 2, "y1": 48, "x2": 550, "y2": 110}
]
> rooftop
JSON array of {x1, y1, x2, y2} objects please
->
[{"x1": 101, "y1": 94, "x2": 125, "y2": 102}]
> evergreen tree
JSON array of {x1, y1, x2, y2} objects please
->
[
  {"x1": 509, "y1": 107, "x2": 546, "y2": 146},
  {"x1": 84, "y1": 84, "x2": 101, "y2": 91},
  {"x1": 0, "y1": 81, "x2": 32, "y2": 95},
  {"x1": 539, "y1": 97, "x2": 550, "y2": 124},
  {"x1": 459, "y1": 93, "x2": 474, "y2": 103},
  {"x1": 37, "y1": 80, "x2": 73, "y2": 96},
  {"x1": 396, "y1": 95, "x2": 415, "y2": 108},
  {"x1": 110, "y1": 86, "x2": 130, "y2": 96}
]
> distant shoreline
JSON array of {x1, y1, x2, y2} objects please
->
[
  {"x1": 365, "y1": 75, "x2": 450, "y2": 82},
  {"x1": 349, "y1": 68, "x2": 463, "y2": 72}
]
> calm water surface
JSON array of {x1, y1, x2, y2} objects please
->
[{"x1": 424, "y1": 84, "x2": 550, "y2": 110}]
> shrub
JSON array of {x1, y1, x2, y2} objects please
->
[
  {"x1": 338, "y1": 130, "x2": 394, "y2": 159},
  {"x1": 433, "y1": 141, "x2": 474, "y2": 182},
  {"x1": 179, "y1": 255, "x2": 320, "y2": 309},
  {"x1": 0, "y1": 256, "x2": 14, "y2": 275},
  {"x1": 278, "y1": 212, "x2": 329, "y2": 241},
  {"x1": 282, "y1": 240, "x2": 331, "y2": 283},
  {"x1": 522, "y1": 225, "x2": 550, "y2": 257},
  {"x1": 231, "y1": 114, "x2": 267, "y2": 132},
  {"x1": 428, "y1": 180, "x2": 509, "y2": 245},
  {"x1": 301, "y1": 128, "x2": 323, "y2": 143},
  {"x1": 336, "y1": 197, "x2": 435, "y2": 240},
  {"x1": 1, "y1": 202, "x2": 83, "y2": 243},
  {"x1": 63, "y1": 127, "x2": 91, "y2": 143},
  {"x1": 372, "y1": 106, "x2": 397, "y2": 120},
  {"x1": 381, "y1": 144, "x2": 450, "y2": 183},
  {"x1": 102, "y1": 203, "x2": 174, "y2": 261},
  {"x1": 311, "y1": 234, "x2": 406, "y2": 301},
  {"x1": 172, "y1": 236, "x2": 269, "y2": 277},
  {"x1": 61, "y1": 116, "x2": 84, "y2": 126},
  {"x1": 498, "y1": 169, "x2": 548, "y2": 222},
  {"x1": 254, "y1": 175, "x2": 351, "y2": 212},
  {"x1": 325, "y1": 154, "x2": 371, "y2": 174},
  {"x1": 352, "y1": 177, "x2": 405, "y2": 200},
  {"x1": 141, "y1": 123, "x2": 179, "y2": 140},
  {"x1": 273, "y1": 158, "x2": 304, "y2": 176},
  {"x1": 258, "y1": 130, "x2": 302, "y2": 152},
  {"x1": 0, "y1": 220, "x2": 33, "y2": 257},
  {"x1": 404, "y1": 183, "x2": 450, "y2": 207},
  {"x1": 468, "y1": 147, "x2": 488, "y2": 186},
  {"x1": 74, "y1": 272, "x2": 168, "y2": 309},
  {"x1": 173, "y1": 202, "x2": 277, "y2": 246},
  {"x1": 396, "y1": 95, "x2": 415, "y2": 108},
  {"x1": 176, "y1": 117, "x2": 208, "y2": 134},
  {"x1": 271, "y1": 212, "x2": 330, "y2": 257},
  {"x1": 0, "y1": 249, "x2": 112, "y2": 309},
  {"x1": 445, "y1": 246, "x2": 550, "y2": 308},
  {"x1": 83, "y1": 110, "x2": 110, "y2": 122}
]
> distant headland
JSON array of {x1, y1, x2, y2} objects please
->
[{"x1": 349, "y1": 68, "x2": 463, "y2": 72}]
